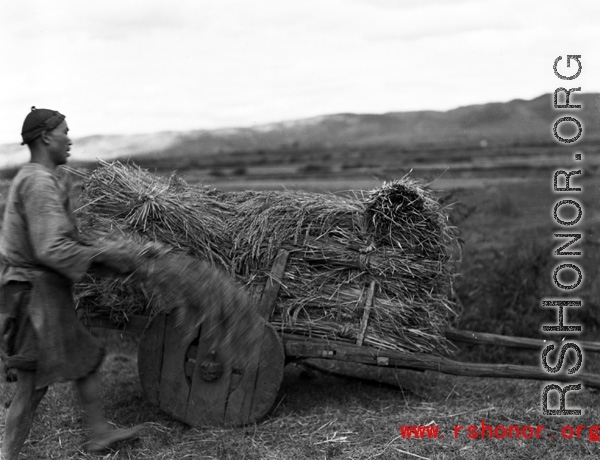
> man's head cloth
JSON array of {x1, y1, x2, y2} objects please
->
[{"x1": 21, "y1": 106, "x2": 65, "y2": 145}]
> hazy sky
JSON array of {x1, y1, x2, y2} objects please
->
[{"x1": 1, "y1": 0, "x2": 599, "y2": 144}]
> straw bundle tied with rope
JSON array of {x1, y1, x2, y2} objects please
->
[
  {"x1": 73, "y1": 160, "x2": 460, "y2": 356},
  {"x1": 75, "y1": 163, "x2": 231, "y2": 269},
  {"x1": 223, "y1": 185, "x2": 459, "y2": 354}
]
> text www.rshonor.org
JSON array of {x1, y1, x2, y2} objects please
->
[{"x1": 399, "y1": 420, "x2": 600, "y2": 441}]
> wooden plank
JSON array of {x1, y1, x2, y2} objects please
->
[
  {"x1": 445, "y1": 328, "x2": 600, "y2": 354},
  {"x1": 249, "y1": 324, "x2": 285, "y2": 418},
  {"x1": 224, "y1": 324, "x2": 284, "y2": 425},
  {"x1": 185, "y1": 319, "x2": 233, "y2": 426},
  {"x1": 137, "y1": 313, "x2": 166, "y2": 406},
  {"x1": 158, "y1": 313, "x2": 194, "y2": 422},
  {"x1": 257, "y1": 249, "x2": 289, "y2": 319},
  {"x1": 223, "y1": 251, "x2": 288, "y2": 424},
  {"x1": 283, "y1": 335, "x2": 600, "y2": 389},
  {"x1": 301, "y1": 359, "x2": 426, "y2": 391},
  {"x1": 223, "y1": 343, "x2": 259, "y2": 425},
  {"x1": 356, "y1": 281, "x2": 375, "y2": 346}
]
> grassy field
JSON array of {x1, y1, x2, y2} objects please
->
[
  {"x1": 3, "y1": 331, "x2": 600, "y2": 459},
  {"x1": 1, "y1": 155, "x2": 599, "y2": 459}
]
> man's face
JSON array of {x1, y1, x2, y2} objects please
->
[{"x1": 46, "y1": 120, "x2": 71, "y2": 166}]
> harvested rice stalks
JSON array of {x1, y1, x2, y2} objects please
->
[
  {"x1": 75, "y1": 160, "x2": 232, "y2": 270},
  {"x1": 72, "y1": 161, "x2": 460, "y2": 356}
]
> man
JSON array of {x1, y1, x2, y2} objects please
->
[{"x1": 0, "y1": 107, "x2": 143, "y2": 459}]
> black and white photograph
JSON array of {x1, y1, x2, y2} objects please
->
[{"x1": 1, "y1": 1, "x2": 600, "y2": 459}]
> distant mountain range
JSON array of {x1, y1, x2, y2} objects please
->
[{"x1": 0, "y1": 93, "x2": 597, "y2": 168}]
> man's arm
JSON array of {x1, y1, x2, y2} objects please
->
[{"x1": 22, "y1": 173, "x2": 97, "y2": 282}]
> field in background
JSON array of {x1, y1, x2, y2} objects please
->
[{"x1": 1, "y1": 144, "x2": 599, "y2": 459}]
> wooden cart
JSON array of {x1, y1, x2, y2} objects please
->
[{"x1": 82, "y1": 249, "x2": 600, "y2": 427}]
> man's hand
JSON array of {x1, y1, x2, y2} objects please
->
[{"x1": 92, "y1": 241, "x2": 137, "y2": 276}]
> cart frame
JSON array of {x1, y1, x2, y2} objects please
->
[{"x1": 81, "y1": 249, "x2": 600, "y2": 426}]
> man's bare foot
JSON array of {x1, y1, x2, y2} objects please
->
[{"x1": 84, "y1": 425, "x2": 144, "y2": 453}]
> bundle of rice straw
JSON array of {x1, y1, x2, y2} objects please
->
[
  {"x1": 73, "y1": 160, "x2": 460, "y2": 356},
  {"x1": 76, "y1": 160, "x2": 231, "y2": 270},
  {"x1": 222, "y1": 185, "x2": 458, "y2": 355}
]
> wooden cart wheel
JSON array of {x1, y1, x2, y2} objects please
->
[{"x1": 138, "y1": 312, "x2": 285, "y2": 427}]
